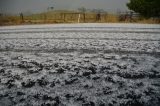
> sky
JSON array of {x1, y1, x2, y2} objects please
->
[{"x1": 0, "y1": 0, "x2": 129, "y2": 14}]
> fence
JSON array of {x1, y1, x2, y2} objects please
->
[
  {"x1": 23, "y1": 12, "x2": 112, "y2": 23},
  {"x1": 118, "y1": 11, "x2": 140, "y2": 22}
]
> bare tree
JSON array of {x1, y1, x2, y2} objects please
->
[
  {"x1": 47, "y1": 6, "x2": 54, "y2": 11},
  {"x1": 90, "y1": 9, "x2": 107, "y2": 22},
  {"x1": 91, "y1": 9, "x2": 106, "y2": 14},
  {"x1": 78, "y1": 7, "x2": 87, "y2": 22}
]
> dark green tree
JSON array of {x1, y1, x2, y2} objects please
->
[{"x1": 127, "y1": 0, "x2": 160, "y2": 18}]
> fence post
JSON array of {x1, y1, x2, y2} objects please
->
[
  {"x1": 83, "y1": 13, "x2": 86, "y2": 22},
  {"x1": 44, "y1": 13, "x2": 47, "y2": 23},
  {"x1": 63, "y1": 13, "x2": 66, "y2": 22},
  {"x1": 129, "y1": 11, "x2": 133, "y2": 22},
  {"x1": 20, "y1": 13, "x2": 24, "y2": 22},
  {"x1": 78, "y1": 14, "x2": 81, "y2": 23}
]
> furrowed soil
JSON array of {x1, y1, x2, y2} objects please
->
[{"x1": 0, "y1": 23, "x2": 160, "y2": 106}]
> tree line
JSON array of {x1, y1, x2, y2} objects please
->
[{"x1": 127, "y1": 0, "x2": 160, "y2": 18}]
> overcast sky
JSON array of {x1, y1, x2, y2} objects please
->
[{"x1": 0, "y1": 0, "x2": 129, "y2": 14}]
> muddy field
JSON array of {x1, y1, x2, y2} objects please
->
[{"x1": 0, "y1": 23, "x2": 160, "y2": 106}]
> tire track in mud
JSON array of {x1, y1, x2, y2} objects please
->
[
  {"x1": 1, "y1": 26, "x2": 160, "y2": 29},
  {"x1": 1, "y1": 37, "x2": 160, "y2": 41},
  {"x1": 0, "y1": 48, "x2": 160, "y2": 57},
  {"x1": 0, "y1": 30, "x2": 160, "y2": 34},
  {"x1": 0, "y1": 27, "x2": 160, "y2": 32}
]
